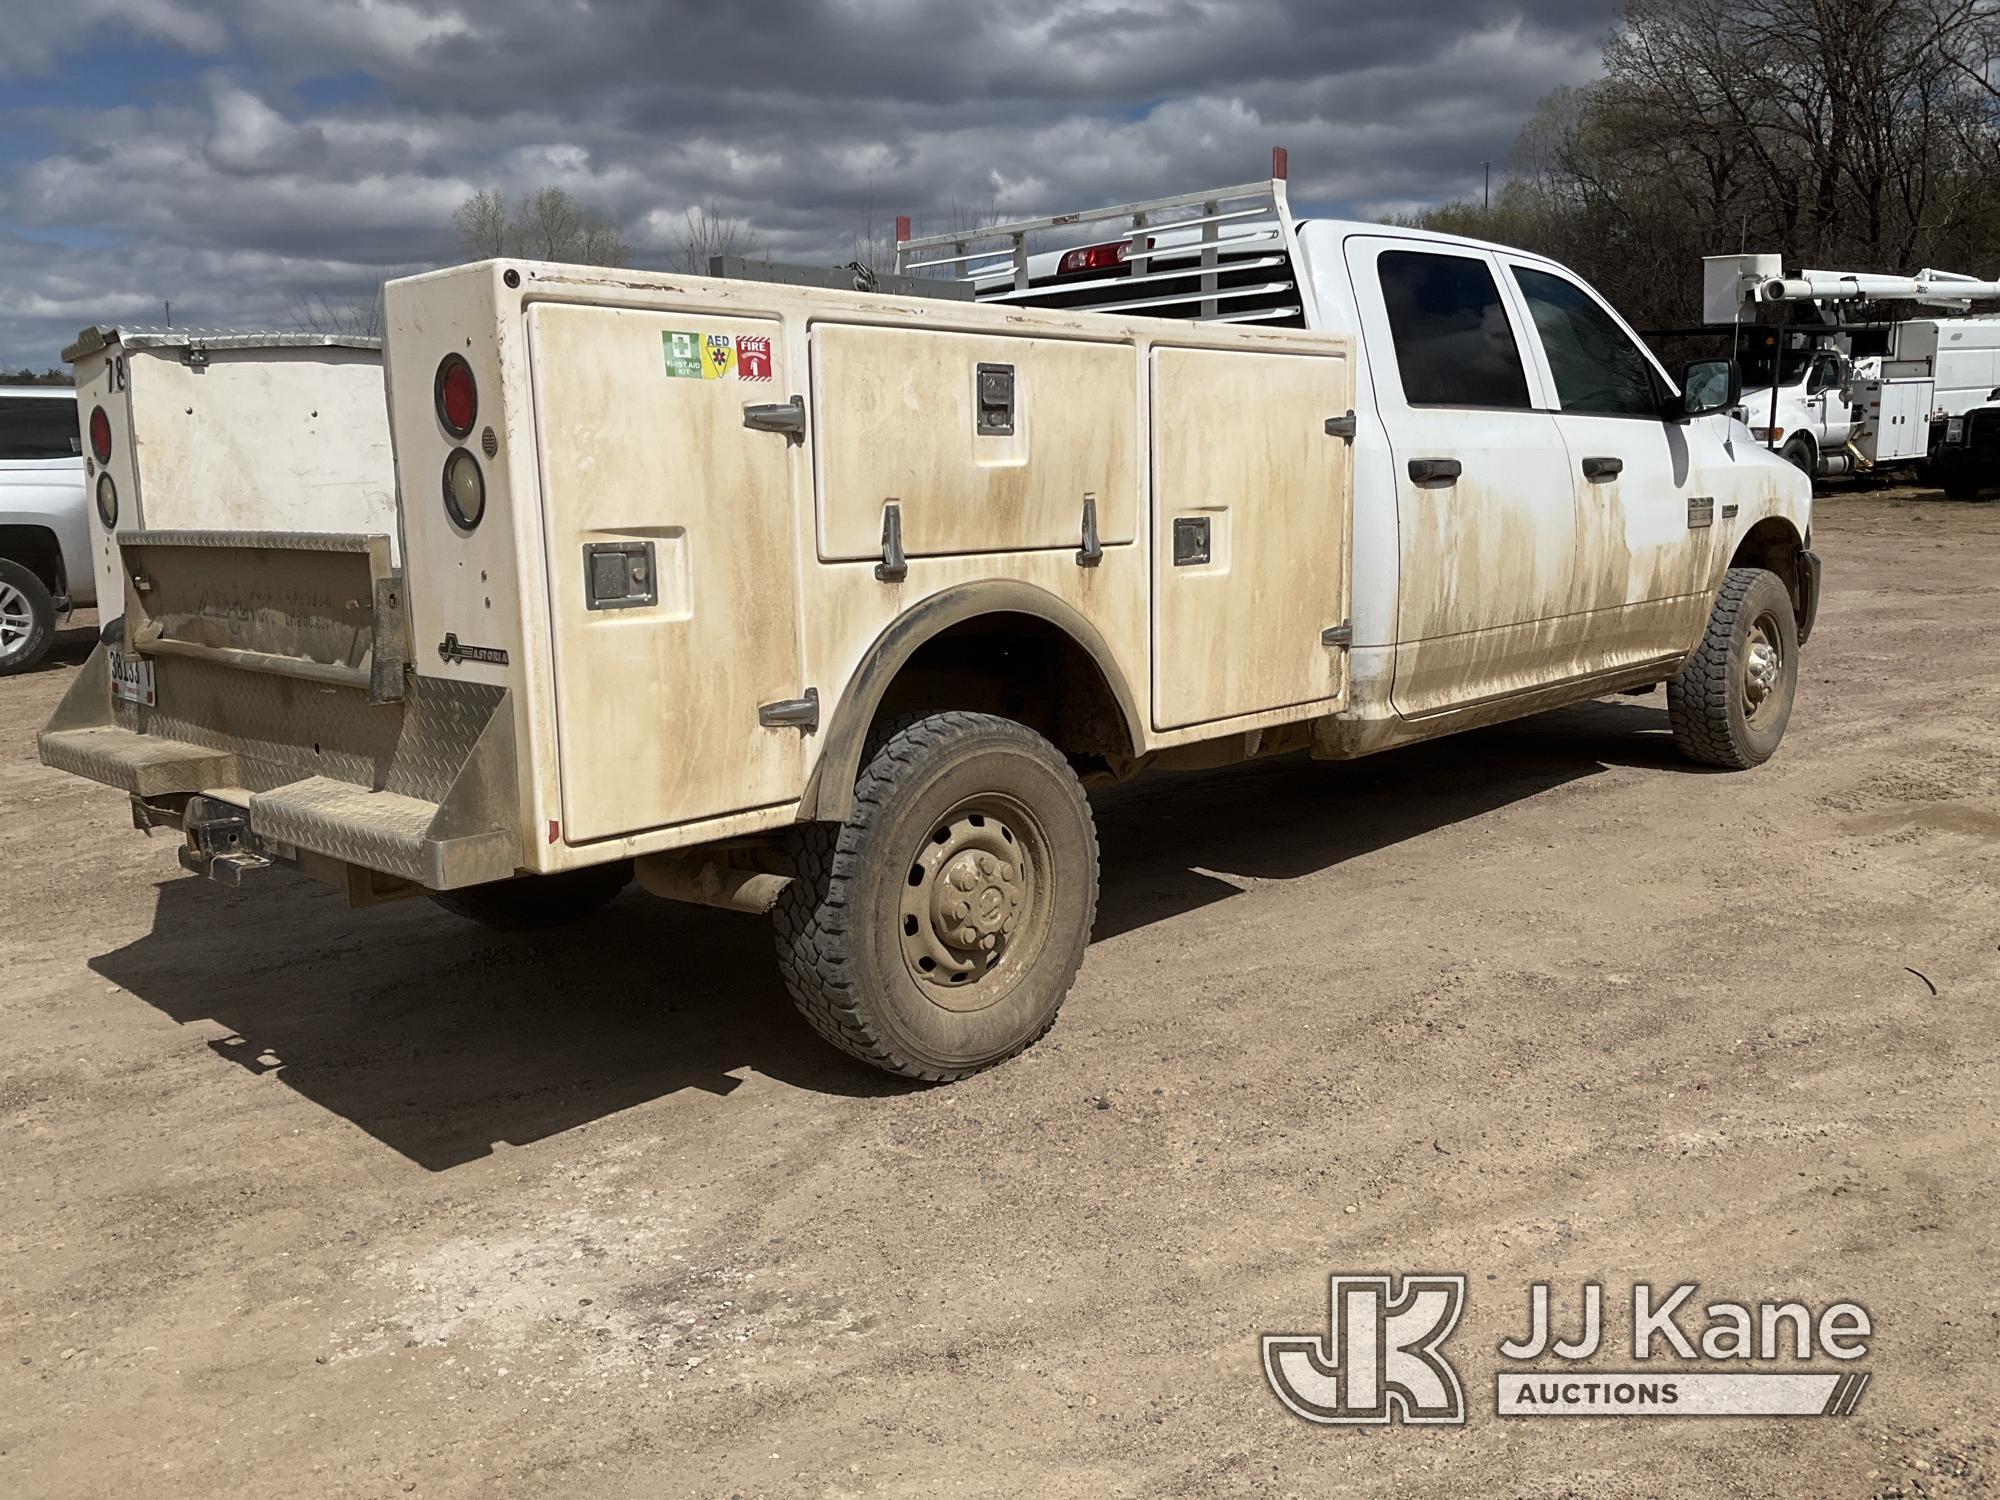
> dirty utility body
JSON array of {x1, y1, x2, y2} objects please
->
[{"x1": 41, "y1": 163, "x2": 1820, "y2": 1081}]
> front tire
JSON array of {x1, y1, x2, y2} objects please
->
[
  {"x1": 0, "y1": 558, "x2": 56, "y2": 676},
  {"x1": 428, "y1": 860, "x2": 633, "y2": 930},
  {"x1": 1667, "y1": 567, "x2": 1799, "y2": 769},
  {"x1": 773, "y1": 711, "x2": 1099, "y2": 1081},
  {"x1": 1781, "y1": 437, "x2": 1816, "y2": 479}
]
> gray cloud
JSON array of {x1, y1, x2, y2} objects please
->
[{"x1": 0, "y1": 0, "x2": 1615, "y2": 365}]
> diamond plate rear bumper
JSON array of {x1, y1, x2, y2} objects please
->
[{"x1": 39, "y1": 637, "x2": 522, "y2": 890}]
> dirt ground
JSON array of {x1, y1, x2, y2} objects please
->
[{"x1": 2, "y1": 491, "x2": 1996, "y2": 1499}]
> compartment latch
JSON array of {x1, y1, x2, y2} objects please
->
[
  {"x1": 583, "y1": 541, "x2": 657, "y2": 611},
  {"x1": 976, "y1": 362, "x2": 1016, "y2": 436}
]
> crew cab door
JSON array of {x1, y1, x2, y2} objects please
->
[
  {"x1": 1499, "y1": 258, "x2": 1717, "y2": 666},
  {"x1": 1344, "y1": 237, "x2": 1581, "y2": 717}
]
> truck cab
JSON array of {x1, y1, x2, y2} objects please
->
[
  {"x1": 40, "y1": 159, "x2": 1817, "y2": 1083},
  {"x1": 1736, "y1": 342, "x2": 1858, "y2": 475}
]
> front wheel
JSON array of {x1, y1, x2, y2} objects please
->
[
  {"x1": 773, "y1": 711, "x2": 1099, "y2": 1081},
  {"x1": 1667, "y1": 567, "x2": 1799, "y2": 769}
]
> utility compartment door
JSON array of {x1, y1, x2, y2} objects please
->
[
  {"x1": 1150, "y1": 345, "x2": 1354, "y2": 730},
  {"x1": 812, "y1": 324, "x2": 1139, "y2": 560},
  {"x1": 529, "y1": 304, "x2": 803, "y2": 844}
]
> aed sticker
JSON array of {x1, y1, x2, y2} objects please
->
[
  {"x1": 702, "y1": 332, "x2": 736, "y2": 380},
  {"x1": 663, "y1": 330, "x2": 704, "y2": 379},
  {"x1": 737, "y1": 335, "x2": 773, "y2": 382}
]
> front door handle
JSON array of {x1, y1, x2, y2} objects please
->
[
  {"x1": 1408, "y1": 457, "x2": 1461, "y2": 485},
  {"x1": 1581, "y1": 456, "x2": 1623, "y2": 481}
]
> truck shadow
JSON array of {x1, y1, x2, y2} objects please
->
[{"x1": 89, "y1": 696, "x2": 1678, "y2": 1171}]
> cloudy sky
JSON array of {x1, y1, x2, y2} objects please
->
[{"x1": 0, "y1": 0, "x2": 1618, "y2": 368}]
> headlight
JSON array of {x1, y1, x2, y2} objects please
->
[
  {"x1": 95, "y1": 473, "x2": 118, "y2": 530},
  {"x1": 442, "y1": 448, "x2": 485, "y2": 531},
  {"x1": 1751, "y1": 426, "x2": 1785, "y2": 443}
]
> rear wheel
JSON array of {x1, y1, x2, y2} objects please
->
[
  {"x1": 773, "y1": 711, "x2": 1099, "y2": 1081},
  {"x1": 1941, "y1": 464, "x2": 1984, "y2": 500},
  {"x1": 428, "y1": 860, "x2": 633, "y2": 930},
  {"x1": 1667, "y1": 567, "x2": 1799, "y2": 769},
  {"x1": 0, "y1": 558, "x2": 56, "y2": 676}
]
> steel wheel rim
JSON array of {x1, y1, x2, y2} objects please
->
[
  {"x1": 1743, "y1": 609, "x2": 1784, "y2": 725},
  {"x1": 0, "y1": 580, "x2": 32, "y2": 659},
  {"x1": 899, "y1": 791, "x2": 1053, "y2": 1013}
]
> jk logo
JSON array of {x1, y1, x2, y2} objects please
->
[{"x1": 1262, "y1": 1273, "x2": 1468, "y2": 1425}]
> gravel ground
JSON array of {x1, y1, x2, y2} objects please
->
[{"x1": 2, "y1": 490, "x2": 1996, "y2": 1498}]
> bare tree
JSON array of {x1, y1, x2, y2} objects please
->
[
  {"x1": 450, "y1": 186, "x2": 630, "y2": 267},
  {"x1": 291, "y1": 289, "x2": 383, "y2": 338},
  {"x1": 1401, "y1": 0, "x2": 2000, "y2": 333},
  {"x1": 451, "y1": 188, "x2": 509, "y2": 258},
  {"x1": 291, "y1": 264, "x2": 428, "y2": 338},
  {"x1": 673, "y1": 203, "x2": 762, "y2": 274}
]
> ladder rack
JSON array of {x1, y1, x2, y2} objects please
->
[{"x1": 894, "y1": 148, "x2": 1308, "y2": 326}]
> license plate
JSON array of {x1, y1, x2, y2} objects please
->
[{"x1": 108, "y1": 649, "x2": 156, "y2": 707}]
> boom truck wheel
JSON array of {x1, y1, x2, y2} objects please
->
[
  {"x1": 772, "y1": 711, "x2": 1099, "y2": 1081},
  {"x1": 1667, "y1": 567, "x2": 1799, "y2": 770},
  {"x1": 428, "y1": 859, "x2": 634, "y2": 930}
]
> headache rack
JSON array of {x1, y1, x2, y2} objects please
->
[{"x1": 893, "y1": 148, "x2": 1309, "y2": 327}]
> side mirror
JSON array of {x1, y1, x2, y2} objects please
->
[{"x1": 1669, "y1": 357, "x2": 1741, "y2": 421}]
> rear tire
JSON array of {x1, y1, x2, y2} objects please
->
[
  {"x1": 773, "y1": 711, "x2": 1099, "y2": 1081},
  {"x1": 0, "y1": 558, "x2": 56, "y2": 676},
  {"x1": 1942, "y1": 466, "x2": 1983, "y2": 500},
  {"x1": 428, "y1": 860, "x2": 633, "y2": 930},
  {"x1": 1667, "y1": 567, "x2": 1799, "y2": 769}
]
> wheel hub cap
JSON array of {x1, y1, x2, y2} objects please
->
[
  {"x1": 901, "y1": 806, "x2": 1040, "y2": 1005},
  {"x1": 0, "y1": 581, "x2": 31, "y2": 657},
  {"x1": 1743, "y1": 617, "x2": 1783, "y2": 721}
]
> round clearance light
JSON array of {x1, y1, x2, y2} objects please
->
[
  {"x1": 89, "y1": 405, "x2": 112, "y2": 462},
  {"x1": 95, "y1": 473, "x2": 118, "y2": 530},
  {"x1": 442, "y1": 447, "x2": 485, "y2": 531},
  {"x1": 434, "y1": 354, "x2": 477, "y2": 438}
]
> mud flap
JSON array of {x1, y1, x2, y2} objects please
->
[{"x1": 1797, "y1": 547, "x2": 1823, "y2": 645}]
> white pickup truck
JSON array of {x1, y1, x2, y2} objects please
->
[
  {"x1": 1, "y1": 385, "x2": 90, "y2": 673},
  {"x1": 42, "y1": 162, "x2": 1818, "y2": 1081}
]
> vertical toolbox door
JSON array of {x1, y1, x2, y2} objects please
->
[
  {"x1": 1150, "y1": 345, "x2": 1354, "y2": 730},
  {"x1": 529, "y1": 304, "x2": 804, "y2": 844}
]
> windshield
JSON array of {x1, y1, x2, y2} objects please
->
[
  {"x1": 0, "y1": 394, "x2": 80, "y2": 460},
  {"x1": 1737, "y1": 344, "x2": 1814, "y2": 389}
]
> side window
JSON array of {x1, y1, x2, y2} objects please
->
[
  {"x1": 1376, "y1": 250, "x2": 1532, "y2": 409},
  {"x1": 1807, "y1": 356, "x2": 1840, "y2": 394},
  {"x1": 1512, "y1": 267, "x2": 1663, "y2": 418},
  {"x1": 0, "y1": 396, "x2": 81, "y2": 460}
]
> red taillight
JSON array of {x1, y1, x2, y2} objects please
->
[
  {"x1": 1056, "y1": 237, "x2": 1154, "y2": 277},
  {"x1": 435, "y1": 355, "x2": 477, "y2": 438},
  {"x1": 88, "y1": 406, "x2": 111, "y2": 462}
]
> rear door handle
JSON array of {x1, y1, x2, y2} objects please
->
[
  {"x1": 1581, "y1": 456, "x2": 1623, "y2": 481},
  {"x1": 1407, "y1": 457, "x2": 1461, "y2": 484}
]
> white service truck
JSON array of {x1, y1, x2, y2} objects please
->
[
  {"x1": 1705, "y1": 253, "x2": 2000, "y2": 479},
  {"x1": 42, "y1": 162, "x2": 1818, "y2": 1081}
]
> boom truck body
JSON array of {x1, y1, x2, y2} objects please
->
[
  {"x1": 41, "y1": 157, "x2": 1817, "y2": 1080},
  {"x1": 1704, "y1": 252, "x2": 2000, "y2": 483}
]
